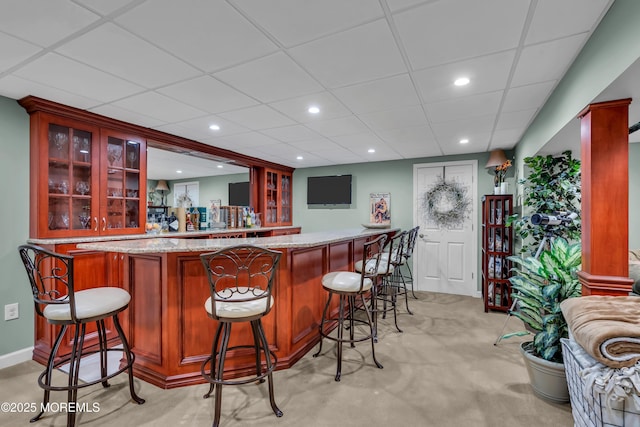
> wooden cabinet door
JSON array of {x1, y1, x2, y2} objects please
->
[
  {"x1": 31, "y1": 113, "x2": 101, "y2": 238},
  {"x1": 99, "y1": 129, "x2": 147, "y2": 235},
  {"x1": 263, "y1": 169, "x2": 292, "y2": 226}
]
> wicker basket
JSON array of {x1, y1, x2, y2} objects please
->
[{"x1": 561, "y1": 338, "x2": 640, "y2": 427}]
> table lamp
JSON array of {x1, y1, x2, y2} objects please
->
[{"x1": 155, "y1": 180, "x2": 169, "y2": 206}]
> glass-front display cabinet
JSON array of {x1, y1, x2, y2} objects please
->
[
  {"x1": 262, "y1": 168, "x2": 292, "y2": 227},
  {"x1": 29, "y1": 110, "x2": 146, "y2": 238}
]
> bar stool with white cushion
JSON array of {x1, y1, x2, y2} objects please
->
[
  {"x1": 18, "y1": 244, "x2": 144, "y2": 427},
  {"x1": 200, "y1": 245, "x2": 283, "y2": 427},
  {"x1": 313, "y1": 234, "x2": 387, "y2": 381}
]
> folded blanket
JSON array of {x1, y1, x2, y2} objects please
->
[{"x1": 560, "y1": 296, "x2": 640, "y2": 368}]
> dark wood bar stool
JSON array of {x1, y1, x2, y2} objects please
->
[
  {"x1": 401, "y1": 226, "x2": 420, "y2": 298},
  {"x1": 313, "y1": 234, "x2": 387, "y2": 381},
  {"x1": 199, "y1": 245, "x2": 283, "y2": 427},
  {"x1": 18, "y1": 244, "x2": 144, "y2": 427}
]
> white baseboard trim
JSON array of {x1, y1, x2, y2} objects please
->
[{"x1": 0, "y1": 346, "x2": 33, "y2": 370}]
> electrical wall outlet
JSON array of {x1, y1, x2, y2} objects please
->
[{"x1": 4, "y1": 303, "x2": 19, "y2": 321}]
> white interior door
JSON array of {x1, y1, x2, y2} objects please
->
[{"x1": 413, "y1": 161, "x2": 477, "y2": 297}]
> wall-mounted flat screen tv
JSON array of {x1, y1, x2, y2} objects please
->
[
  {"x1": 229, "y1": 181, "x2": 250, "y2": 206},
  {"x1": 307, "y1": 175, "x2": 352, "y2": 205}
]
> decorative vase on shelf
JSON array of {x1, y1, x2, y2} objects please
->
[
  {"x1": 494, "y1": 185, "x2": 501, "y2": 195},
  {"x1": 500, "y1": 182, "x2": 508, "y2": 194}
]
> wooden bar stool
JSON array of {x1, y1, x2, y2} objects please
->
[
  {"x1": 313, "y1": 234, "x2": 387, "y2": 381},
  {"x1": 199, "y1": 245, "x2": 283, "y2": 427},
  {"x1": 18, "y1": 244, "x2": 144, "y2": 427}
]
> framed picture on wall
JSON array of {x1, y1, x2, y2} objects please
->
[{"x1": 370, "y1": 192, "x2": 391, "y2": 225}]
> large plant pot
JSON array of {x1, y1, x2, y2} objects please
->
[{"x1": 519, "y1": 341, "x2": 569, "y2": 403}]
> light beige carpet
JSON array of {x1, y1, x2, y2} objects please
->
[{"x1": 0, "y1": 292, "x2": 573, "y2": 427}]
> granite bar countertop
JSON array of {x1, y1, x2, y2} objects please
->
[
  {"x1": 27, "y1": 226, "x2": 300, "y2": 245},
  {"x1": 77, "y1": 227, "x2": 397, "y2": 254}
]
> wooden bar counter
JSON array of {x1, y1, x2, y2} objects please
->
[{"x1": 77, "y1": 228, "x2": 396, "y2": 389}]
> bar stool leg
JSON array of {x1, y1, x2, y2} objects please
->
[
  {"x1": 335, "y1": 295, "x2": 346, "y2": 381},
  {"x1": 249, "y1": 321, "x2": 264, "y2": 383},
  {"x1": 210, "y1": 322, "x2": 232, "y2": 427},
  {"x1": 32, "y1": 324, "x2": 67, "y2": 423},
  {"x1": 97, "y1": 319, "x2": 110, "y2": 388},
  {"x1": 254, "y1": 319, "x2": 283, "y2": 417},
  {"x1": 361, "y1": 293, "x2": 383, "y2": 370},
  {"x1": 203, "y1": 323, "x2": 224, "y2": 399},
  {"x1": 112, "y1": 314, "x2": 145, "y2": 404},
  {"x1": 313, "y1": 293, "x2": 333, "y2": 358},
  {"x1": 67, "y1": 323, "x2": 86, "y2": 427}
]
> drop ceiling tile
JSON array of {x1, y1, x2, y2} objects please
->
[
  {"x1": 392, "y1": 141, "x2": 443, "y2": 159},
  {"x1": 394, "y1": 0, "x2": 528, "y2": 70},
  {"x1": 75, "y1": 0, "x2": 137, "y2": 16},
  {"x1": 0, "y1": 75, "x2": 102, "y2": 109},
  {"x1": 260, "y1": 125, "x2": 320, "y2": 142},
  {"x1": 425, "y1": 91, "x2": 502, "y2": 124},
  {"x1": 214, "y1": 52, "x2": 323, "y2": 103},
  {"x1": 491, "y1": 128, "x2": 525, "y2": 147},
  {"x1": 307, "y1": 146, "x2": 365, "y2": 164},
  {"x1": 216, "y1": 131, "x2": 283, "y2": 148},
  {"x1": 431, "y1": 115, "x2": 495, "y2": 147},
  {"x1": 496, "y1": 109, "x2": 537, "y2": 131},
  {"x1": 251, "y1": 143, "x2": 300, "y2": 158},
  {"x1": 0, "y1": 33, "x2": 41, "y2": 72},
  {"x1": 167, "y1": 115, "x2": 250, "y2": 139},
  {"x1": 413, "y1": 50, "x2": 516, "y2": 103},
  {"x1": 110, "y1": 91, "x2": 207, "y2": 123},
  {"x1": 386, "y1": 0, "x2": 431, "y2": 12},
  {"x1": 289, "y1": 19, "x2": 406, "y2": 88},
  {"x1": 376, "y1": 125, "x2": 436, "y2": 146},
  {"x1": 332, "y1": 131, "x2": 385, "y2": 151},
  {"x1": 0, "y1": 0, "x2": 99, "y2": 47},
  {"x1": 502, "y1": 81, "x2": 556, "y2": 112},
  {"x1": 525, "y1": 0, "x2": 612, "y2": 45},
  {"x1": 269, "y1": 91, "x2": 351, "y2": 123},
  {"x1": 289, "y1": 138, "x2": 344, "y2": 152},
  {"x1": 511, "y1": 34, "x2": 588, "y2": 87},
  {"x1": 232, "y1": 0, "x2": 383, "y2": 47},
  {"x1": 13, "y1": 53, "x2": 144, "y2": 102},
  {"x1": 331, "y1": 74, "x2": 420, "y2": 114},
  {"x1": 292, "y1": 152, "x2": 338, "y2": 167},
  {"x1": 219, "y1": 105, "x2": 296, "y2": 130},
  {"x1": 56, "y1": 23, "x2": 200, "y2": 88},
  {"x1": 115, "y1": 0, "x2": 278, "y2": 72},
  {"x1": 358, "y1": 105, "x2": 428, "y2": 131},
  {"x1": 305, "y1": 116, "x2": 370, "y2": 137},
  {"x1": 158, "y1": 75, "x2": 258, "y2": 114},
  {"x1": 89, "y1": 103, "x2": 166, "y2": 128}
]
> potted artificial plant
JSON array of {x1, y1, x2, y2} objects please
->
[{"x1": 508, "y1": 236, "x2": 582, "y2": 403}]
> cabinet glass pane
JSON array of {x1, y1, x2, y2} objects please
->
[
  {"x1": 125, "y1": 140, "x2": 140, "y2": 169},
  {"x1": 125, "y1": 200, "x2": 139, "y2": 228},
  {"x1": 107, "y1": 137, "x2": 124, "y2": 168},
  {"x1": 49, "y1": 125, "x2": 70, "y2": 160},
  {"x1": 72, "y1": 130, "x2": 92, "y2": 163},
  {"x1": 48, "y1": 198, "x2": 69, "y2": 230},
  {"x1": 73, "y1": 199, "x2": 92, "y2": 230},
  {"x1": 107, "y1": 199, "x2": 124, "y2": 230}
]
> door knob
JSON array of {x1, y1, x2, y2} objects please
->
[{"x1": 419, "y1": 234, "x2": 425, "y2": 238}]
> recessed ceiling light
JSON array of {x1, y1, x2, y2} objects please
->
[
  {"x1": 460, "y1": 138, "x2": 469, "y2": 144},
  {"x1": 368, "y1": 148, "x2": 376, "y2": 153},
  {"x1": 454, "y1": 77, "x2": 470, "y2": 86},
  {"x1": 308, "y1": 106, "x2": 320, "y2": 114},
  {"x1": 217, "y1": 165, "x2": 223, "y2": 168},
  {"x1": 176, "y1": 170, "x2": 182, "y2": 174},
  {"x1": 209, "y1": 124, "x2": 220, "y2": 131},
  {"x1": 296, "y1": 155, "x2": 303, "y2": 160}
]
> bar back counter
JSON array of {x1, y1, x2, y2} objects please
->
[{"x1": 71, "y1": 228, "x2": 396, "y2": 388}]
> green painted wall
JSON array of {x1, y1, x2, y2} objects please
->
[{"x1": 0, "y1": 96, "x2": 32, "y2": 357}]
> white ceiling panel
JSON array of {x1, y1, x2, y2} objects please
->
[
  {"x1": 305, "y1": 116, "x2": 370, "y2": 138},
  {"x1": 525, "y1": 0, "x2": 612, "y2": 45},
  {"x1": 260, "y1": 125, "x2": 321, "y2": 143},
  {"x1": 0, "y1": 1, "x2": 615, "y2": 173},
  {"x1": 502, "y1": 81, "x2": 557, "y2": 113},
  {"x1": 219, "y1": 105, "x2": 296, "y2": 130},
  {"x1": 269, "y1": 91, "x2": 352, "y2": 123},
  {"x1": 425, "y1": 91, "x2": 503, "y2": 124},
  {"x1": 13, "y1": 53, "x2": 144, "y2": 102},
  {"x1": 359, "y1": 106, "x2": 428, "y2": 131},
  {"x1": 394, "y1": 0, "x2": 529, "y2": 70},
  {"x1": 232, "y1": 0, "x2": 384, "y2": 47},
  {"x1": 56, "y1": 23, "x2": 200, "y2": 88},
  {"x1": 115, "y1": 0, "x2": 278, "y2": 72},
  {"x1": 110, "y1": 91, "x2": 207, "y2": 123},
  {"x1": 288, "y1": 19, "x2": 406, "y2": 88},
  {"x1": 0, "y1": 33, "x2": 41, "y2": 73},
  {"x1": 332, "y1": 74, "x2": 420, "y2": 115},
  {"x1": 158, "y1": 76, "x2": 258, "y2": 115},
  {"x1": 214, "y1": 52, "x2": 323, "y2": 103},
  {"x1": 511, "y1": 34, "x2": 588, "y2": 87},
  {"x1": 0, "y1": 0, "x2": 99, "y2": 47},
  {"x1": 413, "y1": 50, "x2": 516, "y2": 103}
]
